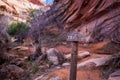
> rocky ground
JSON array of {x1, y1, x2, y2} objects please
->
[{"x1": 0, "y1": 39, "x2": 119, "y2": 80}]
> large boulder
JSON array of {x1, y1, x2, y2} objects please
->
[
  {"x1": 62, "y1": 62, "x2": 70, "y2": 67},
  {"x1": 65, "y1": 51, "x2": 90, "y2": 59},
  {"x1": 0, "y1": 65, "x2": 24, "y2": 80},
  {"x1": 108, "y1": 70, "x2": 120, "y2": 80},
  {"x1": 77, "y1": 57, "x2": 111, "y2": 69},
  {"x1": 46, "y1": 48, "x2": 65, "y2": 65}
]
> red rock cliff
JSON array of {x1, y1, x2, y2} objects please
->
[{"x1": 31, "y1": 0, "x2": 120, "y2": 43}]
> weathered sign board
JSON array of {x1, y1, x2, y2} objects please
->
[
  {"x1": 67, "y1": 33, "x2": 87, "y2": 42},
  {"x1": 67, "y1": 33, "x2": 86, "y2": 80}
]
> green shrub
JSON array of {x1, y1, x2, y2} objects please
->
[
  {"x1": 48, "y1": 60, "x2": 54, "y2": 67},
  {"x1": 7, "y1": 22, "x2": 30, "y2": 36},
  {"x1": 32, "y1": 65, "x2": 40, "y2": 73}
]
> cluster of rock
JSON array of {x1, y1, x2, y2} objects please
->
[
  {"x1": 35, "y1": 47, "x2": 120, "y2": 80},
  {"x1": 0, "y1": 45, "x2": 119, "y2": 80}
]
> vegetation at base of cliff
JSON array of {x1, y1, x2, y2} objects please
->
[{"x1": 7, "y1": 22, "x2": 30, "y2": 36}]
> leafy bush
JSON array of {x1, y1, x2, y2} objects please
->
[{"x1": 7, "y1": 22, "x2": 30, "y2": 36}]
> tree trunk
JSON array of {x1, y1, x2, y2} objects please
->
[
  {"x1": 34, "y1": 34, "x2": 42, "y2": 56},
  {"x1": 0, "y1": 26, "x2": 11, "y2": 65}
]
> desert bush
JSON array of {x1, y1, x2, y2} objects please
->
[
  {"x1": 7, "y1": 22, "x2": 30, "y2": 43},
  {"x1": 7, "y1": 22, "x2": 30, "y2": 36}
]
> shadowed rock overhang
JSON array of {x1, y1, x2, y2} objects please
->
[{"x1": 31, "y1": 0, "x2": 120, "y2": 43}]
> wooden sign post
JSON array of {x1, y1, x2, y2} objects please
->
[{"x1": 67, "y1": 33, "x2": 86, "y2": 80}]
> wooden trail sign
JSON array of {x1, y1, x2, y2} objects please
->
[
  {"x1": 67, "y1": 33, "x2": 87, "y2": 43},
  {"x1": 67, "y1": 33, "x2": 86, "y2": 80}
]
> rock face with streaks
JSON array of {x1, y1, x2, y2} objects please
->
[
  {"x1": 0, "y1": 0, "x2": 46, "y2": 23},
  {"x1": 31, "y1": 0, "x2": 120, "y2": 44}
]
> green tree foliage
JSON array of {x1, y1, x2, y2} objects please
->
[{"x1": 7, "y1": 22, "x2": 30, "y2": 36}]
